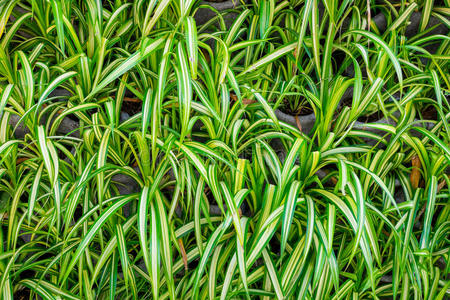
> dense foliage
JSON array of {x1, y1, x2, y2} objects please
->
[{"x1": 0, "y1": 0, "x2": 449, "y2": 299}]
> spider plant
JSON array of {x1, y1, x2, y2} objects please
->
[{"x1": 0, "y1": 0, "x2": 449, "y2": 299}]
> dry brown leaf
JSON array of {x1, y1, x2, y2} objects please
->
[
  {"x1": 123, "y1": 97, "x2": 141, "y2": 103},
  {"x1": 242, "y1": 98, "x2": 257, "y2": 105},
  {"x1": 410, "y1": 155, "x2": 421, "y2": 189},
  {"x1": 331, "y1": 176, "x2": 338, "y2": 185},
  {"x1": 437, "y1": 180, "x2": 446, "y2": 192},
  {"x1": 295, "y1": 115, "x2": 302, "y2": 132},
  {"x1": 292, "y1": 46, "x2": 298, "y2": 74},
  {"x1": 16, "y1": 157, "x2": 29, "y2": 165},
  {"x1": 201, "y1": 48, "x2": 210, "y2": 63},
  {"x1": 178, "y1": 238, "x2": 188, "y2": 271}
]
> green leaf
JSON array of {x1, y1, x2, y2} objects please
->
[
  {"x1": 61, "y1": 195, "x2": 135, "y2": 284},
  {"x1": 346, "y1": 30, "x2": 403, "y2": 89},
  {"x1": 86, "y1": 38, "x2": 164, "y2": 100}
]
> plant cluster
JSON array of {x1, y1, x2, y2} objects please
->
[{"x1": 0, "y1": 0, "x2": 449, "y2": 299}]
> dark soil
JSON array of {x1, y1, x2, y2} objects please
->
[
  {"x1": 121, "y1": 99, "x2": 142, "y2": 116},
  {"x1": 359, "y1": 110, "x2": 385, "y2": 123},
  {"x1": 421, "y1": 105, "x2": 438, "y2": 120},
  {"x1": 13, "y1": 288, "x2": 31, "y2": 300},
  {"x1": 279, "y1": 97, "x2": 313, "y2": 116}
]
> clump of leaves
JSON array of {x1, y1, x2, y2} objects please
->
[{"x1": 0, "y1": 0, "x2": 449, "y2": 299}]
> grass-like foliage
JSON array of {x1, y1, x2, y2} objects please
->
[{"x1": 0, "y1": 0, "x2": 449, "y2": 299}]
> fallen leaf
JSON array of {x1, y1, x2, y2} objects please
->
[
  {"x1": 178, "y1": 238, "x2": 188, "y2": 271},
  {"x1": 295, "y1": 115, "x2": 302, "y2": 132},
  {"x1": 16, "y1": 157, "x2": 29, "y2": 165},
  {"x1": 410, "y1": 155, "x2": 421, "y2": 189},
  {"x1": 242, "y1": 98, "x2": 257, "y2": 105},
  {"x1": 123, "y1": 97, "x2": 141, "y2": 103},
  {"x1": 437, "y1": 180, "x2": 446, "y2": 192}
]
